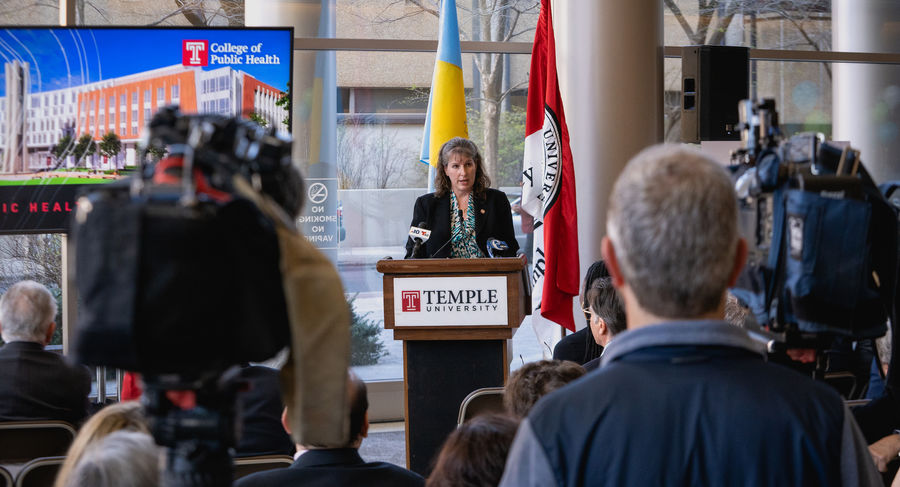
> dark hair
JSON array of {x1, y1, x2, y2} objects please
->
[
  {"x1": 586, "y1": 277, "x2": 626, "y2": 337},
  {"x1": 348, "y1": 373, "x2": 368, "y2": 444},
  {"x1": 503, "y1": 360, "x2": 586, "y2": 418},
  {"x1": 426, "y1": 414, "x2": 519, "y2": 487},
  {"x1": 433, "y1": 137, "x2": 491, "y2": 199},
  {"x1": 579, "y1": 260, "x2": 610, "y2": 361}
]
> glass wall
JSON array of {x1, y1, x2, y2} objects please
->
[
  {"x1": 319, "y1": 50, "x2": 533, "y2": 381},
  {"x1": 3, "y1": 0, "x2": 898, "y2": 385}
]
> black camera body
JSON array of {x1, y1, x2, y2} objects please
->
[
  {"x1": 729, "y1": 100, "x2": 898, "y2": 390},
  {"x1": 72, "y1": 108, "x2": 298, "y2": 376}
]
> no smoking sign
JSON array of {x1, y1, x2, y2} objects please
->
[{"x1": 298, "y1": 178, "x2": 338, "y2": 249}]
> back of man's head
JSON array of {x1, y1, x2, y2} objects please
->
[
  {"x1": 0, "y1": 280, "x2": 56, "y2": 344},
  {"x1": 347, "y1": 371, "x2": 368, "y2": 446},
  {"x1": 606, "y1": 144, "x2": 739, "y2": 319},
  {"x1": 504, "y1": 360, "x2": 586, "y2": 418}
]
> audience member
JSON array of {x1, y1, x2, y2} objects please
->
[
  {"x1": 0, "y1": 280, "x2": 90, "y2": 424},
  {"x1": 552, "y1": 260, "x2": 609, "y2": 364},
  {"x1": 236, "y1": 363, "x2": 296, "y2": 457},
  {"x1": 499, "y1": 144, "x2": 880, "y2": 486},
  {"x1": 54, "y1": 401, "x2": 149, "y2": 487},
  {"x1": 236, "y1": 372, "x2": 423, "y2": 487},
  {"x1": 426, "y1": 414, "x2": 518, "y2": 487},
  {"x1": 60, "y1": 430, "x2": 160, "y2": 487},
  {"x1": 503, "y1": 360, "x2": 585, "y2": 418},
  {"x1": 580, "y1": 276, "x2": 626, "y2": 371}
]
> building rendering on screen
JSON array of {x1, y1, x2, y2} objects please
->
[{"x1": 0, "y1": 61, "x2": 287, "y2": 173}]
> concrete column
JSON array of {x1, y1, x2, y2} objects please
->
[
  {"x1": 833, "y1": 0, "x2": 900, "y2": 184},
  {"x1": 246, "y1": 0, "x2": 340, "y2": 260},
  {"x1": 554, "y1": 0, "x2": 664, "y2": 277}
]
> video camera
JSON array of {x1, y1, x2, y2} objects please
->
[
  {"x1": 728, "y1": 99, "x2": 898, "y2": 390},
  {"x1": 71, "y1": 108, "x2": 307, "y2": 486}
]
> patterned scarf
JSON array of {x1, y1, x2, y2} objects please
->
[{"x1": 449, "y1": 192, "x2": 483, "y2": 258}]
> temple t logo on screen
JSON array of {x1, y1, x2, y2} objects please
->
[
  {"x1": 183, "y1": 40, "x2": 209, "y2": 66},
  {"x1": 401, "y1": 291, "x2": 421, "y2": 312}
]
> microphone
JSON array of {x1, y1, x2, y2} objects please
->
[
  {"x1": 409, "y1": 222, "x2": 431, "y2": 258},
  {"x1": 486, "y1": 238, "x2": 509, "y2": 258}
]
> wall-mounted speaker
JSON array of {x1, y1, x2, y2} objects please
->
[{"x1": 681, "y1": 45, "x2": 749, "y2": 143}]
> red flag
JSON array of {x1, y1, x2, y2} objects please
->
[{"x1": 521, "y1": 0, "x2": 580, "y2": 344}]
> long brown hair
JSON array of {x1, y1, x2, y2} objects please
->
[
  {"x1": 433, "y1": 137, "x2": 491, "y2": 199},
  {"x1": 426, "y1": 413, "x2": 518, "y2": 487}
]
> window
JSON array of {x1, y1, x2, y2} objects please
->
[
  {"x1": 131, "y1": 125, "x2": 138, "y2": 136},
  {"x1": 143, "y1": 90, "x2": 150, "y2": 104},
  {"x1": 132, "y1": 109, "x2": 138, "y2": 121},
  {"x1": 121, "y1": 94, "x2": 126, "y2": 107},
  {"x1": 171, "y1": 84, "x2": 180, "y2": 99},
  {"x1": 131, "y1": 92, "x2": 137, "y2": 105},
  {"x1": 157, "y1": 87, "x2": 165, "y2": 104}
]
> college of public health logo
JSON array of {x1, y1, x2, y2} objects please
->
[
  {"x1": 401, "y1": 291, "x2": 421, "y2": 312},
  {"x1": 183, "y1": 40, "x2": 209, "y2": 67}
]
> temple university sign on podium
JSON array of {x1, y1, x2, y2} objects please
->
[{"x1": 392, "y1": 276, "x2": 508, "y2": 326}]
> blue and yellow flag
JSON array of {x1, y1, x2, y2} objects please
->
[{"x1": 420, "y1": 0, "x2": 467, "y2": 168}]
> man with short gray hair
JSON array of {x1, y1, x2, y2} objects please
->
[
  {"x1": 500, "y1": 144, "x2": 880, "y2": 486},
  {"x1": 0, "y1": 280, "x2": 90, "y2": 424}
]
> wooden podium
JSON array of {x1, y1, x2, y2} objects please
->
[{"x1": 376, "y1": 256, "x2": 530, "y2": 475}]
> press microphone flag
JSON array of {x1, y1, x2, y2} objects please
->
[{"x1": 409, "y1": 224, "x2": 432, "y2": 242}]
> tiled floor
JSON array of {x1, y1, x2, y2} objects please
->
[{"x1": 359, "y1": 421, "x2": 406, "y2": 467}]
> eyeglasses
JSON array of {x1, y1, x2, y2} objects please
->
[{"x1": 582, "y1": 307, "x2": 593, "y2": 317}]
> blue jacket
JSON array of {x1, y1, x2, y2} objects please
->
[{"x1": 500, "y1": 321, "x2": 880, "y2": 487}]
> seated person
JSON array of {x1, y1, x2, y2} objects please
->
[
  {"x1": 54, "y1": 401, "x2": 149, "y2": 487},
  {"x1": 426, "y1": 413, "x2": 519, "y2": 487},
  {"x1": 0, "y1": 280, "x2": 90, "y2": 425},
  {"x1": 60, "y1": 430, "x2": 160, "y2": 487},
  {"x1": 552, "y1": 260, "x2": 609, "y2": 364},
  {"x1": 235, "y1": 363, "x2": 296, "y2": 457},
  {"x1": 236, "y1": 372, "x2": 424, "y2": 487},
  {"x1": 504, "y1": 360, "x2": 585, "y2": 419},
  {"x1": 580, "y1": 276, "x2": 626, "y2": 371}
]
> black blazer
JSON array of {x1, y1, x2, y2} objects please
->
[
  {"x1": 404, "y1": 188, "x2": 519, "y2": 258},
  {"x1": 234, "y1": 448, "x2": 424, "y2": 487},
  {"x1": 0, "y1": 341, "x2": 91, "y2": 425}
]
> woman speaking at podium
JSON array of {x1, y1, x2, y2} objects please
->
[{"x1": 405, "y1": 138, "x2": 519, "y2": 259}]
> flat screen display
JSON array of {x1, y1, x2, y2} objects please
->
[{"x1": 0, "y1": 26, "x2": 293, "y2": 233}]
